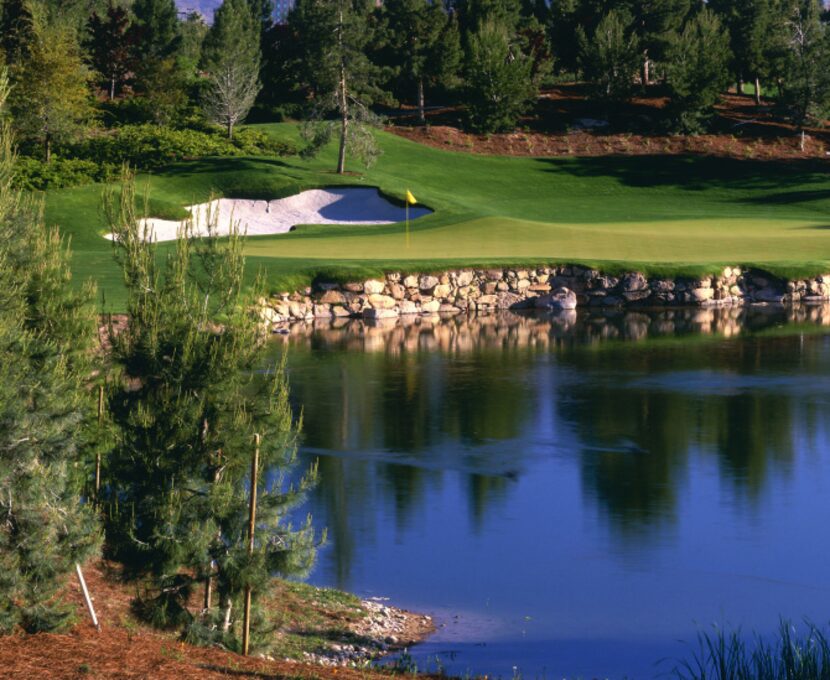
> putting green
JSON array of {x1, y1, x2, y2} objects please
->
[{"x1": 41, "y1": 122, "x2": 830, "y2": 309}]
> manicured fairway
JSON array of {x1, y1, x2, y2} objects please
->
[{"x1": 43, "y1": 123, "x2": 830, "y2": 308}]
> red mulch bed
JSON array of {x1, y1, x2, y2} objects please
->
[
  {"x1": 0, "y1": 562, "x2": 426, "y2": 680},
  {"x1": 389, "y1": 86, "x2": 830, "y2": 161}
]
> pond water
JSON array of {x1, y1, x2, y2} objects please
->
[{"x1": 275, "y1": 306, "x2": 830, "y2": 679}]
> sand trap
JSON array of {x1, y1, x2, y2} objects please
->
[{"x1": 104, "y1": 187, "x2": 432, "y2": 242}]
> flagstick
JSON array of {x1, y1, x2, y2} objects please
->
[{"x1": 405, "y1": 201, "x2": 410, "y2": 249}]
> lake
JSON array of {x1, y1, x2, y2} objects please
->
[{"x1": 275, "y1": 305, "x2": 830, "y2": 679}]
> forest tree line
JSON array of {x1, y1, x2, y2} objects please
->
[{"x1": 1, "y1": 0, "x2": 830, "y2": 180}]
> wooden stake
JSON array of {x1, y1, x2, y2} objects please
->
[
  {"x1": 95, "y1": 385, "x2": 104, "y2": 499},
  {"x1": 75, "y1": 563, "x2": 100, "y2": 632},
  {"x1": 241, "y1": 433, "x2": 260, "y2": 656}
]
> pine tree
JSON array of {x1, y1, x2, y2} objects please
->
[
  {"x1": 101, "y1": 174, "x2": 318, "y2": 649},
  {"x1": 0, "y1": 68, "x2": 101, "y2": 633},
  {"x1": 0, "y1": 0, "x2": 35, "y2": 67},
  {"x1": 710, "y1": 0, "x2": 774, "y2": 102},
  {"x1": 463, "y1": 17, "x2": 537, "y2": 132},
  {"x1": 665, "y1": 8, "x2": 731, "y2": 133},
  {"x1": 85, "y1": 0, "x2": 141, "y2": 100},
  {"x1": 132, "y1": 0, "x2": 181, "y2": 61},
  {"x1": 201, "y1": 0, "x2": 262, "y2": 139},
  {"x1": 290, "y1": 0, "x2": 386, "y2": 174},
  {"x1": 578, "y1": 9, "x2": 641, "y2": 107},
  {"x1": 779, "y1": 0, "x2": 830, "y2": 146},
  {"x1": 381, "y1": 0, "x2": 461, "y2": 123},
  {"x1": 9, "y1": 22, "x2": 93, "y2": 161},
  {"x1": 623, "y1": 0, "x2": 693, "y2": 85}
]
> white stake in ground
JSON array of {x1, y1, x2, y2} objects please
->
[{"x1": 75, "y1": 563, "x2": 100, "y2": 632}]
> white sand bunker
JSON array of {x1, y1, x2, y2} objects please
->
[{"x1": 106, "y1": 187, "x2": 432, "y2": 242}]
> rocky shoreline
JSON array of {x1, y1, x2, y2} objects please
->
[
  {"x1": 259, "y1": 266, "x2": 830, "y2": 327},
  {"x1": 299, "y1": 598, "x2": 434, "y2": 667}
]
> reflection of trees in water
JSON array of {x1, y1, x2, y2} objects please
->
[
  {"x1": 557, "y1": 333, "x2": 830, "y2": 540},
  {"x1": 274, "y1": 308, "x2": 830, "y2": 576}
]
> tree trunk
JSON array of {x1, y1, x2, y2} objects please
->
[
  {"x1": 336, "y1": 7, "x2": 348, "y2": 175},
  {"x1": 203, "y1": 572, "x2": 213, "y2": 612},
  {"x1": 44, "y1": 134, "x2": 51, "y2": 164},
  {"x1": 221, "y1": 597, "x2": 233, "y2": 632},
  {"x1": 737, "y1": 77, "x2": 743, "y2": 96},
  {"x1": 754, "y1": 77, "x2": 762, "y2": 106},
  {"x1": 110, "y1": 77, "x2": 116, "y2": 101},
  {"x1": 418, "y1": 78, "x2": 425, "y2": 124},
  {"x1": 642, "y1": 50, "x2": 649, "y2": 86},
  {"x1": 227, "y1": 119, "x2": 233, "y2": 140},
  {"x1": 800, "y1": 128, "x2": 806, "y2": 152}
]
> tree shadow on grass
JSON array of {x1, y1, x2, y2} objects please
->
[{"x1": 536, "y1": 155, "x2": 830, "y2": 195}]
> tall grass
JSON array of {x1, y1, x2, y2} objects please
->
[{"x1": 672, "y1": 621, "x2": 830, "y2": 680}]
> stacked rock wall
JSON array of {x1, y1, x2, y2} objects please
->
[{"x1": 259, "y1": 266, "x2": 830, "y2": 327}]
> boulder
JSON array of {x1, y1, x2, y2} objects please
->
[
  {"x1": 368, "y1": 294, "x2": 397, "y2": 310},
  {"x1": 363, "y1": 307, "x2": 398, "y2": 320},
  {"x1": 621, "y1": 272, "x2": 648, "y2": 292},
  {"x1": 388, "y1": 283, "x2": 406, "y2": 300},
  {"x1": 319, "y1": 289, "x2": 347, "y2": 305},
  {"x1": 420, "y1": 299, "x2": 441, "y2": 313},
  {"x1": 364, "y1": 279, "x2": 386, "y2": 295},
  {"x1": 535, "y1": 286, "x2": 577, "y2": 310},
  {"x1": 399, "y1": 300, "x2": 418, "y2": 315},
  {"x1": 496, "y1": 291, "x2": 523, "y2": 309},
  {"x1": 433, "y1": 283, "x2": 452, "y2": 299},
  {"x1": 691, "y1": 287, "x2": 714, "y2": 303},
  {"x1": 419, "y1": 275, "x2": 439, "y2": 292},
  {"x1": 455, "y1": 270, "x2": 474, "y2": 287}
]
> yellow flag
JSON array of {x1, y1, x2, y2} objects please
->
[{"x1": 405, "y1": 189, "x2": 417, "y2": 205}]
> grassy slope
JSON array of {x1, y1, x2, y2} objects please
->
[{"x1": 44, "y1": 123, "x2": 830, "y2": 309}]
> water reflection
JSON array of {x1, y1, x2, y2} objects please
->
[{"x1": 274, "y1": 306, "x2": 830, "y2": 679}]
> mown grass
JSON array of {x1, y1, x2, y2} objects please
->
[{"x1": 41, "y1": 123, "x2": 830, "y2": 309}]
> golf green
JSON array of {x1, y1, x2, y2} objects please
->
[{"x1": 43, "y1": 123, "x2": 830, "y2": 309}]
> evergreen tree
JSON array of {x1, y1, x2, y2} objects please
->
[
  {"x1": 547, "y1": 0, "x2": 582, "y2": 74},
  {"x1": 665, "y1": 8, "x2": 731, "y2": 132},
  {"x1": 779, "y1": 0, "x2": 830, "y2": 146},
  {"x1": 85, "y1": 0, "x2": 141, "y2": 100},
  {"x1": 381, "y1": 0, "x2": 461, "y2": 122},
  {"x1": 0, "y1": 68, "x2": 101, "y2": 633},
  {"x1": 578, "y1": 9, "x2": 641, "y2": 107},
  {"x1": 9, "y1": 22, "x2": 93, "y2": 161},
  {"x1": 623, "y1": 0, "x2": 693, "y2": 85},
  {"x1": 178, "y1": 11, "x2": 208, "y2": 75},
  {"x1": 462, "y1": 17, "x2": 537, "y2": 132},
  {"x1": 101, "y1": 174, "x2": 318, "y2": 649},
  {"x1": 132, "y1": 0, "x2": 181, "y2": 61},
  {"x1": 710, "y1": 0, "x2": 774, "y2": 102},
  {"x1": 289, "y1": 0, "x2": 386, "y2": 174},
  {"x1": 201, "y1": 0, "x2": 261, "y2": 138},
  {"x1": 130, "y1": 0, "x2": 186, "y2": 120},
  {"x1": 0, "y1": 0, "x2": 35, "y2": 67}
]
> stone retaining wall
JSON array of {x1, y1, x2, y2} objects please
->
[{"x1": 259, "y1": 266, "x2": 830, "y2": 327}]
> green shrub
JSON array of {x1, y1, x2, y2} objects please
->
[
  {"x1": 13, "y1": 157, "x2": 119, "y2": 191},
  {"x1": 69, "y1": 125, "x2": 296, "y2": 170},
  {"x1": 17, "y1": 124, "x2": 297, "y2": 189}
]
